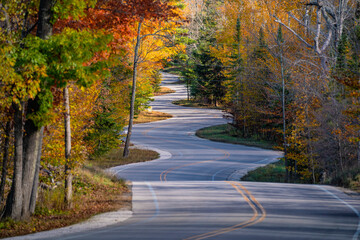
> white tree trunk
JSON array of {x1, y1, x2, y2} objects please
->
[
  {"x1": 64, "y1": 86, "x2": 73, "y2": 208},
  {"x1": 123, "y1": 21, "x2": 143, "y2": 158}
]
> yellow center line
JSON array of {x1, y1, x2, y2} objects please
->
[
  {"x1": 183, "y1": 182, "x2": 266, "y2": 240},
  {"x1": 140, "y1": 117, "x2": 267, "y2": 239},
  {"x1": 141, "y1": 122, "x2": 230, "y2": 182},
  {"x1": 234, "y1": 182, "x2": 267, "y2": 224},
  {"x1": 160, "y1": 150, "x2": 230, "y2": 181}
]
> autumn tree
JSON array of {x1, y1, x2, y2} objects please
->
[
  {"x1": 173, "y1": 0, "x2": 360, "y2": 185},
  {"x1": 122, "y1": 0, "x2": 183, "y2": 157},
  {"x1": 1, "y1": 0, "x2": 110, "y2": 220}
]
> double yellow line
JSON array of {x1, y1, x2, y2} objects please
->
[
  {"x1": 142, "y1": 120, "x2": 266, "y2": 239},
  {"x1": 142, "y1": 123, "x2": 230, "y2": 182},
  {"x1": 184, "y1": 182, "x2": 266, "y2": 240}
]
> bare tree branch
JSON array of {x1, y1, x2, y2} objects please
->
[
  {"x1": 274, "y1": 16, "x2": 313, "y2": 49},
  {"x1": 288, "y1": 12, "x2": 323, "y2": 36},
  {"x1": 314, "y1": 7, "x2": 322, "y2": 53},
  {"x1": 321, "y1": 25, "x2": 333, "y2": 53}
]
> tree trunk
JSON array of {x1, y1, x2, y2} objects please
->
[
  {"x1": 187, "y1": 78, "x2": 190, "y2": 101},
  {"x1": 4, "y1": 104, "x2": 24, "y2": 220},
  {"x1": 24, "y1": 0, "x2": 55, "y2": 217},
  {"x1": 280, "y1": 54, "x2": 289, "y2": 183},
  {"x1": 305, "y1": 104, "x2": 316, "y2": 183},
  {"x1": 29, "y1": 127, "x2": 44, "y2": 214},
  {"x1": 3, "y1": 0, "x2": 55, "y2": 221},
  {"x1": 0, "y1": 121, "x2": 12, "y2": 207},
  {"x1": 123, "y1": 21, "x2": 142, "y2": 158},
  {"x1": 63, "y1": 86, "x2": 73, "y2": 208},
  {"x1": 36, "y1": 0, "x2": 54, "y2": 40},
  {"x1": 358, "y1": 134, "x2": 360, "y2": 167},
  {"x1": 21, "y1": 98, "x2": 45, "y2": 220}
]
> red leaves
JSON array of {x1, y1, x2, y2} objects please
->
[
  {"x1": 54, "y1": 0, "x2": 179, "y2": 62},
  {"x1": 55, "y1": 0, "x2": 178, "y2": 33}
]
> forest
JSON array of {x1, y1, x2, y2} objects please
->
[
  {"x1": 0, "y1": 0, "x2": 184, "y2": 224},
  {"x1": 177, "y1": 0, "x2": 360, "y2": 186},
  {"x1": 0, "y1": 0, "x2": 359, "y2": 227}
]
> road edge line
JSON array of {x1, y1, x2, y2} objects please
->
[{"x1": 317, "y1": 185, "x2": 360, "y2": 240}]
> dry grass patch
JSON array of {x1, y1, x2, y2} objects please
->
[
  {"x1": 154, "y1": 87, "x2": 175, "y2": 96},
  {"x1": 88, "y1": 147, "x2": 159, "y2": 169},
  {"x1": 134, "y1": 111, "x2": 172, "y2": 124},
  {"x1": 0, "y1": 168, "x2": 130, "y2": 239},
  {"x1": 0, "y1": 147, "x2": 160, "y2": 238},
  {"x1": 172, "y1": 99, "x2": 223, "y2": 109}
]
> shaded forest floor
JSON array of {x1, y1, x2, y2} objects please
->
[
  {"x1": 0, "y1": 168, "x2": 130, "y2": 239},
  {"x1": 0, "y1": 147, "x2": 159, "y2": 239}
]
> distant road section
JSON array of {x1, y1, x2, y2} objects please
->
[{"x1": 37, "y1": 73, "x2": 360, "y2": 240}]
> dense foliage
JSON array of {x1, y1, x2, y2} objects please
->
[
  {"x1": 0, "y1": 0, "x2": 184, "y2": 221},
  {"x1": 175, "y1": 0, "x2": 360, "y2": 184}
]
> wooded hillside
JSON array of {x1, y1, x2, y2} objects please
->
[{"x1": 174, "y1": 0, "x2": 360, "y2": 185}]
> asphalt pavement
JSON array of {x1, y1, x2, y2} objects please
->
[{"x1": 12, "y1": 73, "x2": 360, "y2": 240}]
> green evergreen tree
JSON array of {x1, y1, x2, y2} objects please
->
[{"x1": 190, "y1": 0, "x2": 226, "y2": 106}]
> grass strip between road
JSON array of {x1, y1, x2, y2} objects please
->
[
  {"x1": 241, "y1": 159, "x2": 287, "y2": 183},
  {"x1": 134, "y1": 111, "x2": 173, "y2": 124},
  {"x1": 196, "y1": 124, "x2": 277, "y2": 150},
  {"x1": 154, "y1": 86, "x2": 176, "y2": 96},
  {"x1": 172, "y1": 99, "x2": 223, "y2": 109},
  {"x1": 88, "y1": 148, "x2": 159, "y2": 169}
]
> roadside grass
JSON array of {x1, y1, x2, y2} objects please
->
[
  {"x1": 196, "y1": 124, "x2": 277, "y2": 150},
  {"x1": 162, "y1": 67, "x2": 183, "y2": 76},
  {"x1": 0, "y1": 147, "x2": 159, "y2": 238},
  {"x1": 196, "y1": 124, "x2": 288, "y2": 184},
  {"x1": 0, "y1": 167, "x2": 130, "y2": 239},
  {"x1": 349, "y1": 174, "x2": 360, "y2": 193},
  {"x1": 328, "y1": 168, "x2": 360, "y2": 193},
  {"x1": 161, "y1": 68, "x2": 185, "y2": 83},
  {"x1": 242, "y1": 161, "x2": 360, "y2": 193},
  {"x1": 134, "y1": 111, "x2": 172, "y2": 124},
  {"x1": 241, "y1": 159, "x2": 286, "y2": 183},
  {"x1": 173, "y1": 99, "x2": 223, "y2": 109},
  {"x1": 88, "y1": 147, "x2": 159, "y2": 169},
  {"x1": 154, "y1": 87, "x2": 175, "y2": 96}
]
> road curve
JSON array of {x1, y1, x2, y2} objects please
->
[{"x1": 40, "y1": 73, "x2": 360, "y2": 239}]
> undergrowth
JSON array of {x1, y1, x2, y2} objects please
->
[{"x1": 0, "y1": 167, "x2": 130, "y2": 238}]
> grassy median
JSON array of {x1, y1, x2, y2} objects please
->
[
  {"x1": 154, "y1": 87, "x2": 176, "y2": 96},
  {"x1": 196, "y1": 124, "x2": 276, "y2": 150},
  {"x1": 241, "y1": 159, "x2": 286, "y2": 182},
  {"x1": 134, "y1": 111, "x2": 173, "y2": 124},
  {"x1": 172, "y1": 99, "x2": 223, "y2": 109}
]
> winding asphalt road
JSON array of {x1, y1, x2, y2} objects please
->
[{"x1": 45, "y1": 73, "x2": 360, "y2": 239}]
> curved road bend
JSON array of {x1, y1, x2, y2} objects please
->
[{"x1": 47, "y1": 73, "x2": 360, "y2": 239}]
